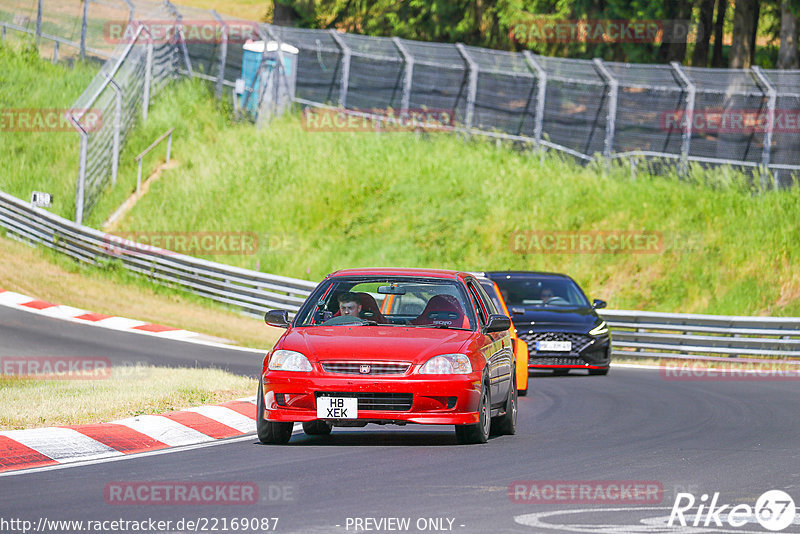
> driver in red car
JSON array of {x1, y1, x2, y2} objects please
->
[{"x1": 337, "y1": 292, "x2": 362, "y2": 317}]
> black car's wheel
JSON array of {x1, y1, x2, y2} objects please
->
[
  {"x1": 492, "y1": 372, "x2": 517, "y2": 436},
  {"x1": 455, "y1": 381, "x2": 490, "y2": 444},
  {"x1": 256, "y1": 382, "x2": 293, "y2": 444},
  {"x1": 303, "y1": 420, "x2": 333, "y2": 435},
  {"x1": 589, "y1": 367, "x2": 609, "y2": 376},
  {"x1": 517, "y1": 386, "x2": 528, "y2": 397}
]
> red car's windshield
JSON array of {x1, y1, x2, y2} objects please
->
[{"x1": 294, "y1": 277, "x2": 476, "y2": 330}]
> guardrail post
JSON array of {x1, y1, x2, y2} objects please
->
[
  {"x1": 80, "y1": 0, "x2": 88, "y2": 60},
  {"x1": 751, "y1": 66, "x2": 777, "y2": 189},
  {"x1": 592, "y1": 58, "x2": 618, "y2": 163},
  {"x1": 455, "y1": 43, "x2": 478, "y2": 130},
  {"x1": 35, "y1": 0, "x2": 42, "y2": 48},
  {"x1": 328, "y1": 30, "x2": 350, "y2": 108},
  {"x1": 523, "y1": 51, "x2": 547, "y2": 147},
  {"x1": 105, "y1": 74, "x2": 122, "y2": 187},
  {"x1": 211, "y1": 11, "x2": 228, "y2": 100},
  {"x1": 392, "y1": 37, "x2": 413, "y2": 112},
  {"x1": 671, "y1": 62, "x2": 695, "y2": 177},
  {"x1": 2, "y1": 24, "x2": 6, "y2": 40}
]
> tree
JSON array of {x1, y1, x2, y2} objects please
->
[
  {"x1": 692, "y1": 0, "x2": 716, "y2": 66},
  {"x1": 729, "y1": 0, "x2": 757, "y2": 67},
  {"x1": 777, "y1": 0, "x2": 799, "y2": 68},
  {"x1": 711, "y1": 0, "x2": 728, "y2": 67}
]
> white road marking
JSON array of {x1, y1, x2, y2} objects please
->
[
  {"x1": 113, "y1": 415, "x2": 214, "y2": 447},
  {"x1": 186, "y1": 405, "x2": 256, "y2": 433},
  {"x1": 0, "y1": 427, "x2": 123, "y2": 463}
]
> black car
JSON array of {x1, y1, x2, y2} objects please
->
[{"x1": 485, "y1": 271, "x2": 610, "y2": 375}]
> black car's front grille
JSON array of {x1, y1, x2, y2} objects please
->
[
  {"x1": 321, "y1": 362, "x2": 410, "y2": 375},
  {"x1": 518, "y1": 331, "x2": 594, "y2": 357},
  {"x1": 316, "y1": 392, "x2": 413, "y2": 411}
]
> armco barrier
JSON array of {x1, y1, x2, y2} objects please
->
[
  {"x1": 601, "y1": 309, "x2": 800, "y2": 363},
  {"x1": 2, "y1": 189, "x2": 800, "y2": 362},
  {"x1": 0, "y1": 190, "x2": 316, "y2": 316}
]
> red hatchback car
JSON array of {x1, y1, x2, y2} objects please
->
[{"x1": 258, "y1": 268, "x2": 518, "y2": 444}]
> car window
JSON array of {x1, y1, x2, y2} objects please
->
[
  {"x1": 294, "y1": 277, "x2": 477, "y2": 329},
  {"x1": 492, "y1": 277, "x2": 590, "y2": 308}
]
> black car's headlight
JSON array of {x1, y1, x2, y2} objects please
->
[{"x1": 589, "y1": 321, "x2": 608, "y2": 337}]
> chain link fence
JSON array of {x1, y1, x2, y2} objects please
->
[{"x1": 2, "y1": 0, "x2": 800, "y2": 225}]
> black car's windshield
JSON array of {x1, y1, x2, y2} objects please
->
[
  {"x1": 492, "y1": 277, "x2": 590, "y2": 308},
  {"x1": 294, "y1": 277, "x2": 476, "y2": 330}
]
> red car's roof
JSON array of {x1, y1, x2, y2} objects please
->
[{"x1": 326, "y1": 268, "x2": 466, "y2": 280}]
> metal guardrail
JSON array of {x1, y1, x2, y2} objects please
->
[
  {"x1": 600, "y1": 310, "x2": 800, "y2": 364},
  {"x1": 0, "y1": 190, "x2": 317, "y2": 317},
  {"x1": 2, "y1": 190, "x2": 800, "y2": 360}
]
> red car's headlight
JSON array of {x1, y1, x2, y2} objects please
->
[
  {"x1": 419, "y1": 354, "x2": 472, "y2": 375},
  {"x1": 268, "y1": 350, "x2": 312, "y2": 372}
]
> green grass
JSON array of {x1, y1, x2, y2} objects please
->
[
  {"x1": 0, "y1": 366, "x2": 256, "y2": 429},
  {"x1": 82, "y1": 77, "x2": 800, "y2": 317},
  {"x1": 0, "y1": 37, "x2": 99, "y2": 218}
]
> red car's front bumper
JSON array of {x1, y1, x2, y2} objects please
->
[{"x1": 262, "y1": 372, "x2": 483, "y2": 426}]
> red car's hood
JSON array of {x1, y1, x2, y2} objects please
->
[{"x1": 278, "y1": 326, "x2": 475, "y2": 363}]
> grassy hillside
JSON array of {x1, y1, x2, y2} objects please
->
[
  {"x1": 0, "y1": 38, "x2": 98, "y2": 214},
  {"x1": 87, "y1": 79, "x2": 800, "y2": 317},
  {"x1": 2, "y1": 41, "x2": 799, "y2": 318}
]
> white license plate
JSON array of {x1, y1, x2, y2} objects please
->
[
  {"x1": 317, "y1": 396, "x2": 358, "y2": 419},
  {"x1": 536, "y1": 340, "x2": 572, "y2": 352}
]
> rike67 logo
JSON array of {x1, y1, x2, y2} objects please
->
[{"x1": 669, "y1": 490, "x2": 796, "y2": 531}]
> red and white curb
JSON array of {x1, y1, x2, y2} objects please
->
[
  {"x1": 0, "y1": 287, "x2": 260, "y2": 350},
  {"x1": 0, "y1": 398, "x2": 261, "y2": 474},
  {"x1": 0, "y1": 286, "x2": 274, "y2": 474}
]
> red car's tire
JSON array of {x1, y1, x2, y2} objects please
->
[
  {"x1": 257, "y1": 382, "x2": 293, "y2": 444},
  {"x1": 455, "y1": 381, "x2": 490, "y2": 445},
  {"x1": 492, "y1": 372, "x2": 517, "y2": 436}
]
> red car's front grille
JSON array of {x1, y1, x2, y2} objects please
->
[{"x1": 320, "y1": 361, "x2": 411, "y2": 375}]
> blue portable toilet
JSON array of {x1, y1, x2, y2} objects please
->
[{"x1": 241, "y1": 40, "x2": 298, "y2": 114}]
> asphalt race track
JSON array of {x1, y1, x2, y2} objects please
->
[{"x1": 2, "y1": 305, "x2": 800, "y2": 534}]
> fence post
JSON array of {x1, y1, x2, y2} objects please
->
[
  {"x1": 392, "y1": 37, "x2": 413, "y2": 112},
  {"x1": 751, "y1": 66, "x2": 777, "y2": 188},
  {"x1": 80, "y1": 0, "x2": 88, "y2": 60},
  {"x1": 164, "y1": 1, "x2": 193, "y2": 77},
  {"x1": 211, "y1": 11, "x2": 228, "y2": 100},
  {"x1": 523, "y1": 51, "x2": 547, "y2": 147},
  {"x1": 328, "y1": 30, "x2": 350, "y2": 108},
  {"x1": 35, "y1": 0, "x2": 42, "y2": 48},
  {"x1": 455, "y1": 43, "x2": 478, "y2": 130},
  {"x1": 52, "y1": 41, "x2": 58, "y2": 63},
  {"x1": 592, "y1": 58, "x2": 618, "y2": 163},
  {"x1": 671, "y1": 61, "x2": 695, "y2": 177},
  {"x1": 105, "y1": 74, "x2": 122, "y2": 187},
  {"x1": 69, "y1": 113, "x2": 89, "y2": 225},
  {"x1": 141, "y1": 25, "x2": 153, "y2": 120}
]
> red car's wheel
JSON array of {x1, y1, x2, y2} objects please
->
[
  {"x1": 257, "y1": 382, "x2": 293, "y2": 444},
  {"x1": 492, "y1": 371, "x2": 517, "y2": 436},
  {"x1": 455, "y1": 381, "x2": 490, "y2": 444}
]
